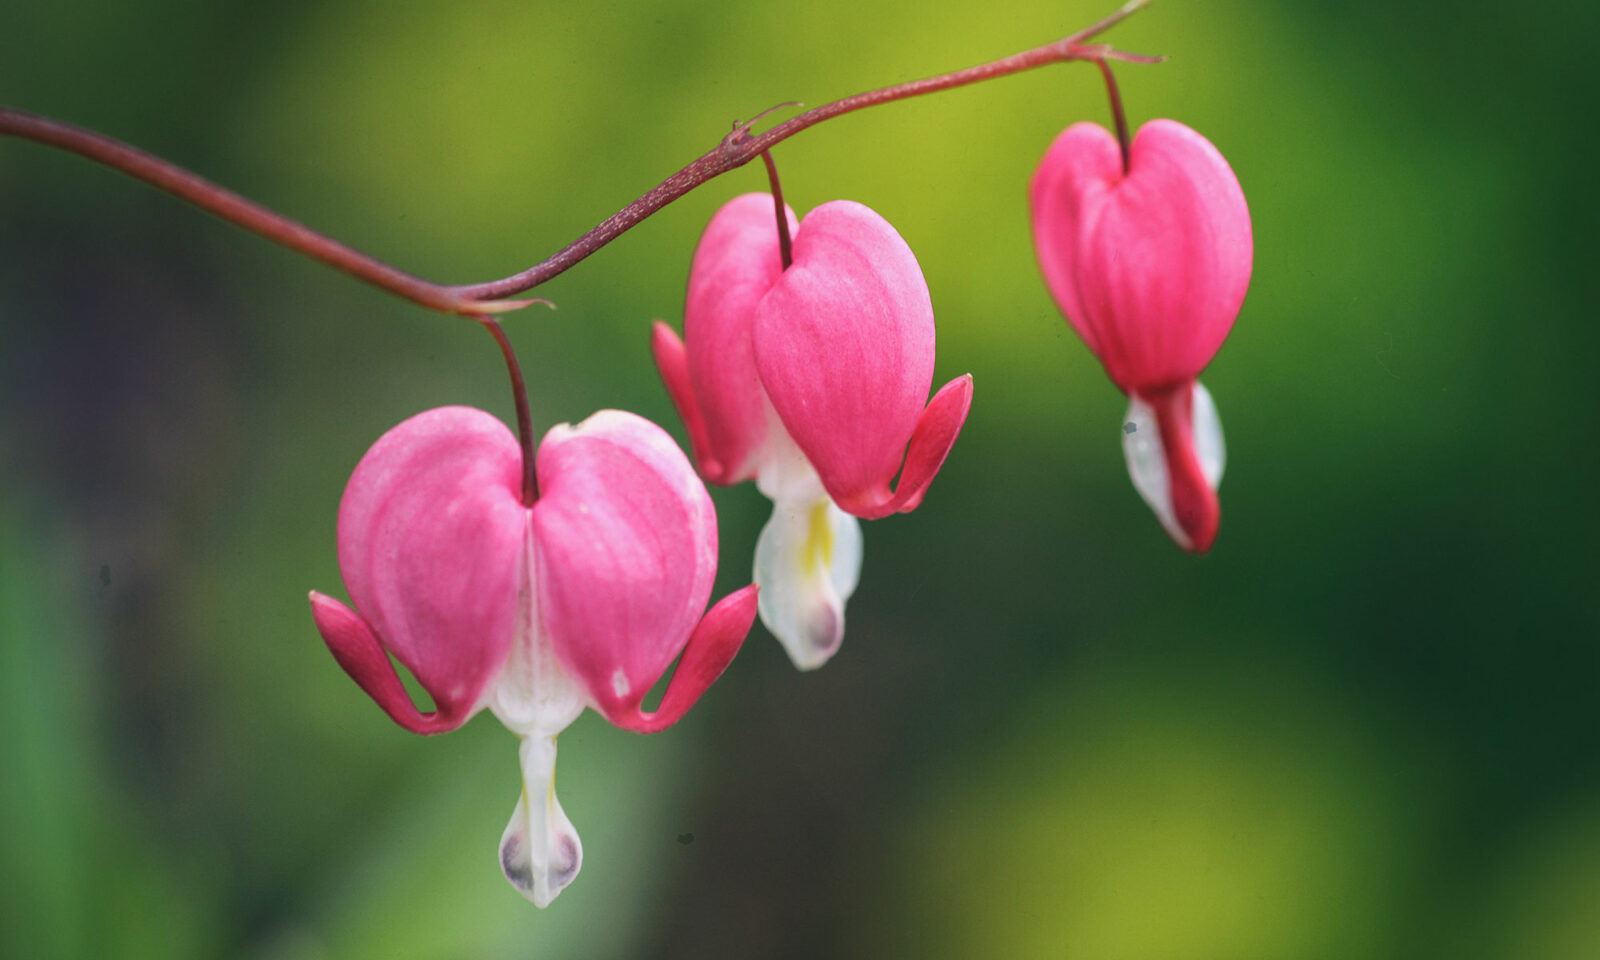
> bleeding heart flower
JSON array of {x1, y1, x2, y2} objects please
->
[
  {"x1": 1030, "y1": 119, "x2": 1252, "y2": 553},
  {"x1": 652, "y1": 194, "x2": 972, "y2": 670},
  {"x1": 310, "y1": 405, "x2": 758, "y2": 907}
]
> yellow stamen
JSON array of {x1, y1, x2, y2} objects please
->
[{"x1": 803, "y1": 501, "x2": 833, "y2": 575}]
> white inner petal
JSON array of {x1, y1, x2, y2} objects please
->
[
  {"x1": 487, "y1": 526, "x2": 586, "y2": 907},
  {"x1": 1191, "y1": 380, "x2": 1226, "y2": 489},
  {"x1": 488, "y1": 527, "x2": 585, "y2": 738},
  {"x1": 1121, "y1": 380, "x2": 1225, "y2": 550},
  {"x1": 752, "y1": 400, "x2": 827, "y2": 505},
  {"x1": 498, "y1": 733, "x2": 582, "y2": 908},
  {"x1": 754, "y1": 491, "x2": 863, "y2": 672}
]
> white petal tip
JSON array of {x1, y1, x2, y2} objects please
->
[
  {"x1": 753, "y1": 496, "x2": 863, "y2": 672},
  {"x1": 778, "y1": 605, "x2": 844, "y2": 671},
  {"x1": 500, "y1": 735, "x2": 584, "y2": 907},
  {"x1": 500, "y1": 823, "x2": 582, "y2": 908}
]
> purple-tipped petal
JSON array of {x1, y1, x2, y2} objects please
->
[
  {"x1": 753, "y1": 496, "x2": 861, "y2": 670},
  {"x1": 331, "y1": 406, "x2": 526, "y2": 727},
  {"x1": 611, "y1": 584, "x2": 759, "y2": 734},
  {"x1": 309, "y1": 592, "x2": 465, "y2": 734},
  {"x1": 531, "y1": 410, "x2": 724, "y2": 726},
  {"x1": 499, "y1": 734, "x2": 583, "y2": 907},
  {"x1": 835, "y1": 373, "x2": 973, "y2": 520},
  {"x1": 1030, "y1": 120, "x2": 1252, "y2": 392},
  {"x1": 754, "y1": 200, "x2": 943, "y2": 510}
]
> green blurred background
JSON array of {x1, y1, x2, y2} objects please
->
[{"x1": 3, "y1": 0, "x2": 1596, "y2": 957}]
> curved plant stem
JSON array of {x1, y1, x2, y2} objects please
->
[
  {"x1": 455, "y1": 0, "x2": 1159, "y2": 302},
  {"x1": 759, "y1": 151, "x2": 794, "y2": 270},
  {"x1": 0, "y1": 0, "x2": 1158, "y2": 316},
  {"x1": 485, "y1": 319, "x2": 539, "y2": 505},
  {"x1": 1095, "y1": 59, "x2": 1132, "y2": 174},
  {"x1": 0, "y1": 108, "x2": 533, "y2": 317}
]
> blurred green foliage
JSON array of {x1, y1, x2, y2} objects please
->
[{"x1": 3, "y1": 1, "x2": 1596, "y2": 957}]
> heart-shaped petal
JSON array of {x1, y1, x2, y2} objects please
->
[
  {"x1": 755, "y1": 200, "x2": 964, "y2": 516},
  {"x1": 316, "y1": 406, "x2": 526, "y2": 731},
  {"x1": 532, "y1": 409, "x2": 751, "y2": 728},
  {"x1": 1030, "y1": 119, "x2": 1252, "y2": 392}
]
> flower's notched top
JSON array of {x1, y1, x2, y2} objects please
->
[
  {"x1": 653, "y1": 194, "x2": 972, "y2": 670},
  {"x1": 1030, "y1": 118, "x2": 1252, "y2": 553},
  {"x1": 311, "y1": 405, "x2": 758, "y2": 907}
]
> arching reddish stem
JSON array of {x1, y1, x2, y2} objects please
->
[{"x1": 0, "y1": 1, "x2": 1158, "y2": 314}]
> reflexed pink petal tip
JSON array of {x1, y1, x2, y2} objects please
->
[
  {"x1": 835, "y1": 373, "x2": 973, "y2": 520},
  {"x1": 1030, "y1": 119, "x2": 1252, "y2": 392},
  {"x1": 309, "y1": 591, "x2": 463, "y2": 734},
  {"x1": 603, "y1": 584, "x2": 760, "y2": 734}
]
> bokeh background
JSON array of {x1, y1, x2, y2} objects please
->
[{"x1": 3, "y1": 0, "x2": 1597, "y2": 957}]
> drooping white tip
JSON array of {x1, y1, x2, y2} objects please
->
[
  {"x1": 753, "y1": 495, "x2": 863, "y2": 671},
  {"x1": 499, "y1": 735, "x2": 582, "y2": 908},
  {"x1": 1122, "y1": 380, "x2": 1225, "y2": 550}
]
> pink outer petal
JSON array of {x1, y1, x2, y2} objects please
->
[
  {"x1": 1030, "y1": 122, "x2": 1120, "y2": 360},
  {"x1": 609, "y1": 585, "x2": 759, "y2": 734},
  {"x1": 531, "y1": 410, "x2": 729, "y2": 727},
  {"x1": 1145, "y1": 382, "x2": 1220, "y2": 554},
  {"x1": 325, "y1": 406, "x2": 526, "y2": 731},
  {"x1": 1030, "y1": 120, "x2": 1252, "y2": 392},
  {"x1": 310, "y1": 592, "x2": 463, "y2": 734},
  {"x1": 676, "y1": 192, "x2": 800, "y2": 484},
  {"x1": 834, "y1": 373, "x2": 974, "y2": 519},
  {"x1": 651, "y1": 321, "x2": 721, "y2": 481},
  {"x1": 754, "y1": 200, "x2": 941, "y2": 510}
]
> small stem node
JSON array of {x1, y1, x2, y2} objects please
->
[{"x1": 726, "y1": 101, "x2": 804, "y2": 149}]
